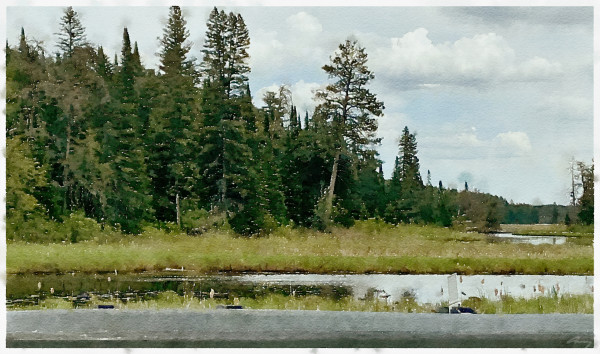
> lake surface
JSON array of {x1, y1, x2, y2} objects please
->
[
  {"x1": 7, "y1": 272, "x2": 593, "y2": 307},
  {"x1": 487, "y1": 233, "x2": 568, "y2": 245}
]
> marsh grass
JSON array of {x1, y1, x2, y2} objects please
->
[
  {"x1": 462, "y1": 294, "x2": 593, "y2": 314},
  {"x1": 9, "y1": 291, "x2": 592, "y2": 314},
  {"x1": 7, "y1": 221, "x2": 593, "y2": 275}
]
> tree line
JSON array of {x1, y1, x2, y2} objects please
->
[{"x1": 6, "y1": 6, "x2": 593, "y2": 241}]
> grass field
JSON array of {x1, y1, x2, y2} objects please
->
[
  {"x1": 8, "y1": 291, "x2": 593, "y2": 314},
  {"x1": 7, "y1": 221, "x2": 593, "y2": 275}
]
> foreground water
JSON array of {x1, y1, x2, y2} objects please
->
[{"x1": 7, "y1": 272, "x2": 593, "y2": 307}]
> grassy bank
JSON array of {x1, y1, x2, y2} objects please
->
[
  {"x1": 500, "y1": 224, "x2": 594, "y2": 237},
  {"x1": 7, "y1": 221, "x2": 593, "y2": 275},
  {"x1": 8, "y1": 291, "x2": 593, "y2": 314}
]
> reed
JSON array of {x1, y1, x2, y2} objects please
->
[
  {"x1": 7, "y1": 220, "x2": 593, "y2": 275},
  {"x1": 9, "y1": 292, "x2": 593, "y2": 314}
]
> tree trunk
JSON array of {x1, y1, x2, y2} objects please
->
[
  {"x1": 324, "y1": 152, "x2": 340, "y2": 223},
  {"x1": 221, "y1": 142, "x2": 227, "y2": 213},
  {"x1": 63, "y1": 120, "x2": 71, "y2": 213},
  {"x1": 176, "y1": 193, "x2": 181, "y2": 227}
]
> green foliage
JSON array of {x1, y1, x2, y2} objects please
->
[
  {"x1": 148, "y1": 5, "x2": 198, "y2": 224},
  {"x1": 385, "y1": 127, "x2": 427, "y2": 224},
  {"x1": 6, "y1": 137, "x2": 49, "y2": 241},
  {"x1": 577, "y1": 161, "x2": 594, "y2": 225},
  {"x1": 316, "y1": 39, "x2": 384, "y2": 225},
  {"x1": 6, "y1": 6, "x2": 582, "y2": 240}
]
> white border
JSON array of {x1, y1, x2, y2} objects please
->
[{"x1": 1, "y1": 1, "x2": 598, "y2": 354}]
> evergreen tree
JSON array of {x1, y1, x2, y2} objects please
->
[
  {"x1": 199, "y1": 7, "x2": 271, "y2": 234},
  {"x1": 397, "y1": 126, "x2": 423, "y2": 190},
  {"x1": 148, "y1": 5, "x2": 198, "y2": 225},
  {"x1": 56, "y1": 6, "x2": 88, "y2": 57},
  {"x1": 385, "y1": 127, "x2": 423, "y2": 223},
  {"x1": 315, "y1": 39, "x2": 384, "y2": 225},
  {"x1": 158, "y1": 6, "x2": 193, "y2": 77},
  {"x1": 118, "y1": 28, "x2": 136, "y2": 102},
  {"x1": 132, "y1": 41, "x2": 144, "y2": 76},
  {"x1": 577, "y1": 161, "x2": 594, "y2": 225},
  {"x1": 99, "y1": 27, "x2": 153, "y2": 233},
  {"x1": 225, "y1": 13, "x2": 251, "y2": 98},
  {"x1": 436, "y1": 189, "x2": 454, "y2": 227},
  {"x1": 95, "y1": 46, "x2": 113, "y2": 79}
]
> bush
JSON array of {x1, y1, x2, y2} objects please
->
[{"x1": 6, "y1": 210, "x2": 120, "y2": 244}]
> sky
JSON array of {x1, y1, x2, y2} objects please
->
[{"x1": 4, "y1": 2, "x2": 595, "y2": 205}]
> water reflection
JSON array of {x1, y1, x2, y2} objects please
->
[
  {"x1": 237, "y1": 274, "x2": 593, "y2": 304},
  {"x1": 7, "y1": 272, "x2": 593, "y2": 308}
]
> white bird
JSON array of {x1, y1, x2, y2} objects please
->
[{"x1": 210, "y1": 288, "x2": 215, "y2": 299}]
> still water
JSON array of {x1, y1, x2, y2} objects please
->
[
  {"x1": 7, "y1": 272, "x2": 593, "y2": 306},
  {"x1": 487, "y1": 233, "x2": 568, "y2": 245}
]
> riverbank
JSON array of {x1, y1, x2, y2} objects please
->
[{"x1": 7, "y1": 221, "x2": 593, "y2": 275}]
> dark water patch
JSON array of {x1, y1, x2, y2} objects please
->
[{"x1": 6, "y1": 272, "x2": 352, "y2": 308}]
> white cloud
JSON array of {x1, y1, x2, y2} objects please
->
[
  {"x1": 248, "y1": 12, "x2": 330, "y2": 84},
  {"x1": 370, "y1": 28, "x2": 563, "y2": 88},
  {"x1": 248, "y1": 29, "x2": 285, "y2": 70},
  {"x1": 495, "y1": 131, "x2": 532, "y2": 154},
  {"x1": 420, "y1": 129, "x2": 533, "y2": 160},
  {"x1": 286, "y1": 11, "x2": 322, "y2": 36},
  {"x1": 289, "y1": 80, "x2": 323, "y2": 114}
]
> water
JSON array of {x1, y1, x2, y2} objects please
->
[
  {"x1": 7, "y1": 272, "x2": 593, "y2": 307},
  {"x1": 487, "y1": 233, "x2": 568, "y2": 245},
  {"x1": 236, "y1": 274, "x2": 593, "y2": 303}
]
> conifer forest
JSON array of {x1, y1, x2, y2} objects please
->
[{"x1": 6, "y1": 6, "x2": 594, "y2": 241}]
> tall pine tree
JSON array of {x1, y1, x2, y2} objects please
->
[{"x1": 315, "y1": 40, "x2": 384, "y2": 226}]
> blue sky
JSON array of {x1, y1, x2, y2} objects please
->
[{"x1": 5, "y1": 3, "x2": 594, "y2": 205}]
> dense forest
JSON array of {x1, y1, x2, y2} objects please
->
[{"x1": 6, "y1": 6, "x2": 594, "y2": 241}]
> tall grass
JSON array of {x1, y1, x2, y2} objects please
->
[
  {"x1": 7, "y1": 220, "x2": 593, "y2": 275},
  {"x1": 462, "y1": 294, "x2": 593, "y2": 314},
  {"x1": 9, "y1": 291, "x2": 593, "y2": 314}
]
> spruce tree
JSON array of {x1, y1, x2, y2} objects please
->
[
  {"x1": 56, "y1": 6, "x2": 88, "y2": 57},
  {"x1": 95, "y1": 46, "x2": 113, "y2": 79},
  {"x1": 158, "y1": 6, "x2": 193, "y2": 77},
  {"x1": 385, "y1": 126, "x2": 423, "y2": 223},
  {"x1": 198, "y1": 7, "x2": 272, "y2": 234},
  {"x1": 100, "y1": 27, "x2": 152, "y2": 233},
  {"x1": 148, "y1": 5, "x2": 198, "y2": 225}
]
